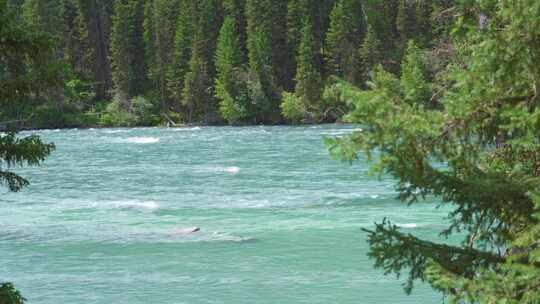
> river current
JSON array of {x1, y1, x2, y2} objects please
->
[{"x1": 1, "y1": 125, "x2": 446, "y2": 303}]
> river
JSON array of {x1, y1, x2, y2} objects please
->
[{"x1": 1, "y1": 125, "x2": 446, "y2": 303}]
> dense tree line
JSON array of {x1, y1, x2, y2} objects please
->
[{"x1": 1, "y1": 0, "x2": 448, "y2": 127}]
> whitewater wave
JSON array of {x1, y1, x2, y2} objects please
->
[
  {"x1": 396, "y1": 223, "x2": 418, "y2": 229},
  {"x1": 169, "y1": 127, "x2": 201, "y2": 131},
  {"x1": 224, "y1": 166, "x2": 240, "y2": 174},
  {"x1": 322, "y1": 130, "x2": 355, "y2": 136},
  {"x1": 104, "y1": 129, "x2": 130, "y2": 134},
  {"x1": 125, "y1": 137, "x2": 160, "y2": 144},
  {"x1": 110, "y1": 201, "x2": 160, "y2": 210}
]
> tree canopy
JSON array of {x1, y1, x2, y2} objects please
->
[
  {"x1": 1, "y1": 0, "x2": 441, "y2": 127},
  {"x1": 327, "y1": 0, "x2": 540, "y2": 302}
]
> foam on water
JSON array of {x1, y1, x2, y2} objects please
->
[
  {"x1": 109, "y1": 200, "x2": 161, "y2": 210},
  {"x1": 396, "y1": 223, "x2": 419, "y2": 229},
  {"x1": 125, "y1": 136, "x2": 160, "y2": 144},
  {"x1": 224, "y1": 166, "x2": 240, "y2": 174},
  {"x1": 169, "y1": 126, "x2": 202, "y2": 131},
  {"x1": 104, "y1": 129, "x2": 131, "y2": 134}
]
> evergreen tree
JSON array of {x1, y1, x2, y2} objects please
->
[
  {"x1": 282, "y1": 17, "x2": 322, "y2": 123},
  {"x1": 222, "y1": 0, "x2": 247, "y2": 61},
  {"x1": 396, "y1": 0, "x2": 418, "y2": 54},
  {"x1": 286, "y1": 0, "x2": 305, "y2": 82},
  {"x1": 245, "y1": 0, "x2": 284, "y2": 121},
  {"x1": 400, "y1": 41, "x2": 432, "y2": 107},
  {"x1": 328, "y1": 1, "x2": 540, "y2": 302},
  {"x1": 181, "y1": 0, "x2": 222, "y2": 123},
  {"x1": 325, "y1": 0, "x2": 366, "y2": 85},
  {"x1": 363, "y1": 0, "x2": 400, "y2": 72},
  {"x1": 215, "y1": 17, "x2": 249, "y2": 123},
  {"x1": 359, "y1": 25, "x2": 384, "y2": 79},
  {"x1": 76, "y1": 0, "x2": 114, "y2": 101},
  {"x1": 167, "y1": 0, "x2": 194, "y2": 110},
  {"x1": 143, "y1": 0, "x2": 180, "y2": 112},
  {"x1": 21, "y1": 0, "x2": 64, "y2": 38},
  {"x1": 294, "y1": 18, "x2": 322, "y2": 110},
  {"x1": 414, "y1": 0, "x2": 433, "y2": 48},
  {"x1": 110, "y1": 0, "x2": 146, "y2": 102}
]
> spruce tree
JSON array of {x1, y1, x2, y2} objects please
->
[
  {"x1": 21, "y1": 0, "x2": 64, "y2": 38},
  {"x1": 143, "y1": 0, "x2": 180, "y2": 112},
  {"x1": 328, "y1": 1, "x2": 540, "y2": 302},
  {"x1": 110, "y1": 0, "x2": 146, "y2": 102},
  {"x1": 396, "y1": 0, "x2": 418, "y2": 55},
  {"x1": 245, "y1": 0, "x2": 281, "y2": 121},
  {"x1": 359, "y1": 25, "x2": 384, "y2": 79},
  {"x1": 181, "y1": 0, "x2": 222, "y2": 123},
  {"x1": 167, "y1": 0, "x2": 194, "y2": 110},
  {"x1": 414, "y1": 0, "x2": 433, "y2": 48},
  {"x1": 215, "y1": 16, "x2": 249, "y2": 123},
  {"x1": 76, "y1": 0, "x2": 114, "y2": 101},
  {"x1": 294, "y1": 18, "x2": 322, "y2": 110},
  {"x1": 325, "y1": 0, "x2": 366, "y2": 85},
  {"x1": 400, "y1": 41, "x2": 432, "y2": 107},
  {"x1": 282, "y1": 17, "x2": 322, "y2": 123},
  {"x1": 222, "y1": 0, "x2": 247, "y2": 61}
]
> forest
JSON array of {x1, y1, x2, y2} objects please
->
[{"x1": 2, "y1": 0, "x2": 448, "y2": 128}]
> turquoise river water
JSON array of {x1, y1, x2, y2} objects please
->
[{"x1": 1, "y1": 125, "x2": 448, "y2": 303}]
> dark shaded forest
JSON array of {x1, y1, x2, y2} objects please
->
[{"x1": 1, "y1": 0, "x2": 452, "y2": 128}]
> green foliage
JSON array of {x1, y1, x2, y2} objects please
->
[
  {"x1": 0, "y1": 283, "x2": 25, "y2": 304},
  {"x1": 294, "y1": 18, "x2": 322, "y2": 108},
  {"x1": 359, "y1": 25, "x2": 384, "y2": 80},
  {"x1": 325, "y1": 0, "x2": 365, "y2": 85},
  {"x1": 328, "y1": 1, "x2": 540, "y2": 302},
  {"x1": 282, "y1": 17, "x2": 324, "y2": 123},
  {"x1": 246, "y1": 0, "x2": 289, "y2": 122},
  {"x1": 110, "y1": 0, "x2": 146, "y2": 99},
  {"x1": 3, "y1": 0, "x2": 447, "y2": 126},
  {"x1": 166, "y1": 0, "x2": 194, "y2": 109},
  {"x1": 280, "y1": 91, "x2": 305, "y2": 122},
  {"x1": 0, "y1": 132, "x2": 55, "y2": 191},
  {"x1": 400, "y1": 41, "x2": 433, "y2": 107},
  {"x1": 143, "y1": 0, "x2": 180, "y2": 112},
  {"x1": 100, "y1": 94, "x2": 157, "y2": 127},
  {"x1": 181, "y1": 0, "x2": 222, "y2": 123},
  {"x1": 215, "y1": 17, "x2": 250, "y2": 123}
]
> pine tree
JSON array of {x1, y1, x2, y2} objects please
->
[
  {"x1": 359, "y1": 25, "x2": 384, "y2": 79},
  {"x1": 215, "y1": 16, "x2": 249, "y2": 123},
  {"x1": 325, "y1": 0, "x2": 366, "y2": 85},
  {"x1": 167, "y1": 0, "x2": 194, "y2": 110},
  {"x1": 181, "y1": 0, "x2": 222, "y2": 123},
  {"x1": 396, "y1": 0, "x2": 418, "y2": 55},
  {"x1": 286, "y1": 0, "x2": 307, "y2": 85},
  {"x1": 76, "y1": 0, "x2": 114, "y2": 101},
  {"x1": 110, "y1": 0, "x2": 146, "y2": 102},
  {"x1": 294, "y1": 18, "x2": 322, "y2": 109},
  {"x1": 400, "y1": 41, "x2": 432, "y2": 107},
  {"x1": 362, "y1": 0, "x2": 400, "y2": 72},
  {"x1": 222, "y1": 0, "x2": 247, "y2": 61},
  {"x1": 245, "y1": 0, "x2": 282, "y2": 121},
  {"x1": 414, "y1": 0, "x2": 433, "y2": 48},
  {"x1": 328, "y1": 1, "x2": 540, "y2": 302},
  {"x1": 282, "y1": 17, "x2": 322, "y2": 123},
  {"x1": 143, "y1": 0, "x2": 180, "y2": 112},
  {"x1": 21, "y1": 0, "x2": 64, "y2": 38}
]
